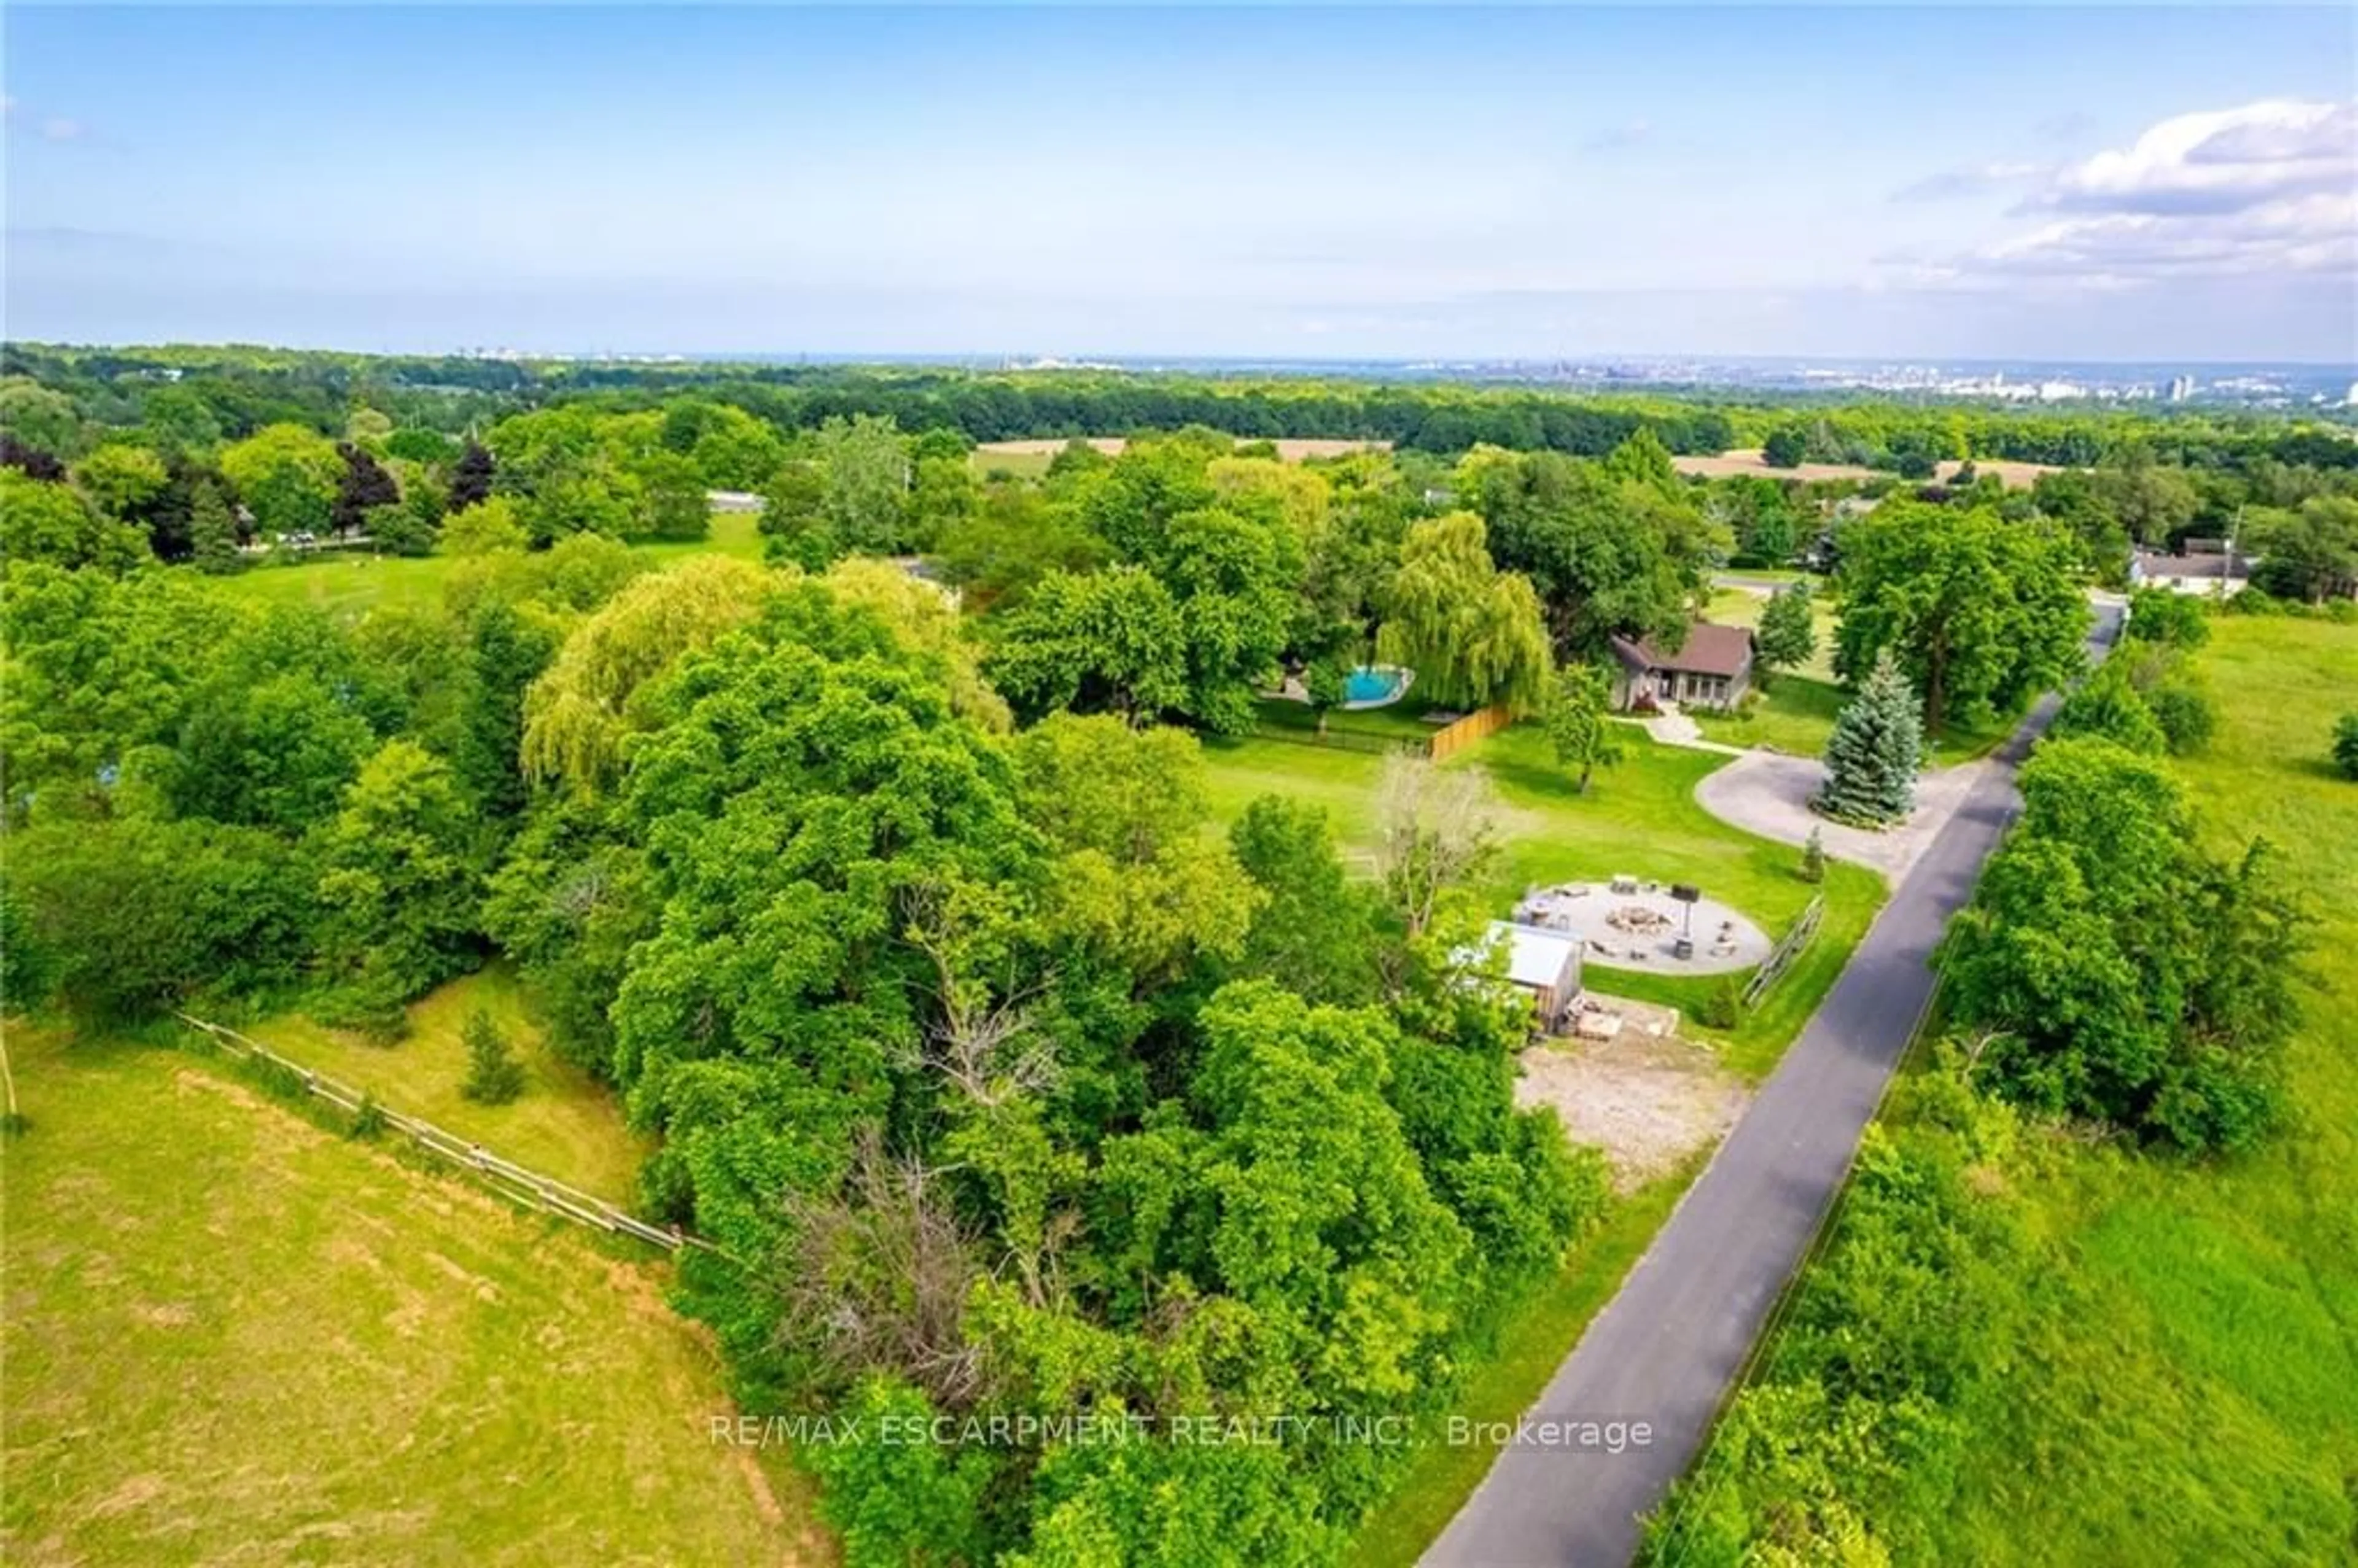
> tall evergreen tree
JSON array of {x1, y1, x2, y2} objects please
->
[{"x1": 1816, "y1": 650, "x2": 1923, "y2": 825}]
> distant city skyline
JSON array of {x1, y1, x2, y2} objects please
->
[{"x1": 6, "y1": 6, "x2": 2353, "y2": 362}]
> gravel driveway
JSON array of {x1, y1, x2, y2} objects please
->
[{"x1": 1693, "y1": 751, "x2": 1991, "y2": 883}]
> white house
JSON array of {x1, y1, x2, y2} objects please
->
[{"x1": 2131, "y1": 547, "x2": 2251, "y2": 597}]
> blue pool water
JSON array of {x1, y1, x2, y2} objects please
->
[{"x1": 1344, "y1": 666, "x2": 1406, "y2": 705}]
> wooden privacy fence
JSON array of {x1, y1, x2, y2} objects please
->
[
  {"x1": 174, "y1": 1012, "x2": 720, "y2": 1260},
  {"x1": 1743, "y1": 895, "x2": 1825, "y2": 1009},
  {"x1": 1427, "y1": 704, "x2": 1513, "y2": 762}
]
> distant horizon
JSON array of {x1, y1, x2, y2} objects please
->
[
  {"x1": 17, "y1": 338, "x2": 2356, "y2": 378},
  {"x1": 7, "y1": 7, "x2": 2351, "y2": 363}
]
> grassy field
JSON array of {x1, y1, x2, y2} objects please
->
[
  {"x1": 1200, "y1": 721, "x2": 1883, "y2": 1081},
  {"x1": 217, "y1": 513, "x2": 765, "y2": 618},
  {"x1": 0, "y1": 1026, "x2": 824, "y2": 1566},
  {"x1": 1924, "y1": 615, "x2": 2358, "y2": 1561},
  {"x1": 248, "y1": 966, "x2": 652, "y2": 1205}
]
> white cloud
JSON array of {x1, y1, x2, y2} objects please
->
[
  {"x1": 1903, "y1": 99, "x2": 2357, "y2": 290},
  {"x1": 2039, "y1": 99, "x2": 2354, "y2": 216}
]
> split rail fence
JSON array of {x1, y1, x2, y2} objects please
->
[
  {"x1": 174, "y1": 1012, "x2": 718, "y2": 1259},
  {"x1": 1742, "y1": 895, "x2": 1825, "y2": 1009}
]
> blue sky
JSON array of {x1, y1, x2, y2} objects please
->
[{"x1": 6, "y1": 6, "x2": 2353, "y2": 361}]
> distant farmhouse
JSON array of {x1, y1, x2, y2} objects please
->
[
  {"x1": 1610, "y1": 622, "x2": 1756, "y2": 712},
  {"x1": 2131, "y1": 540, "x2": 2252, "y2": 597}
]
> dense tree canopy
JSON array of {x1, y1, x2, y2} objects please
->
[
  {"x1": 1945, "y1": 737, "x2": 2309, "y2": 1151},
  {"x1": 1833, "y1": 501, "x2": 2088, "y2": 732}
]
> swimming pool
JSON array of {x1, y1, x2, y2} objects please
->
[{"x1": 1342, "y1": 664, "x2": 1411, "y2": 707}]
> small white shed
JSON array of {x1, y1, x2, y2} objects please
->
[{"x1": 1473, "y1": 920, "x2": 1584, "y2": 1029}]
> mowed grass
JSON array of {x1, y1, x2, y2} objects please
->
[
  {"x1": 1199, "y1": 723, "x2": 1883, "y2": 1081},
  {"x1": 216, "y1": 511, "x2": 766, "y2": 619},
  {"x1": 252, "y1": 966, "x2": 653, "y2": 1205},
  {"x1": 1886, "y1": 615, "x2": 2358, "y2": 1561},
  {"x1": 0, "y1": 1027, "x2": 823, "y2": 1567}
]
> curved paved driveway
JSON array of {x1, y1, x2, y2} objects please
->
[
  {"x1": 1425, "y1": 601, "x2": 2122, "y2": 1568},
  {"x1": 1694, "y1": 751, "x2": 1988, "y2": 884}
]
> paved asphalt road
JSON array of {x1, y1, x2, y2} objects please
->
[{"x1": 1425, "y1": 602, "x2": 2123, "y2": 1568}]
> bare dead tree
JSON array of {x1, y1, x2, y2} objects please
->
[
  {"x1": 897, "y1": 878, "x2": 1059, "y2": 1108},
  {"x1": 1375, "y1": 752, "x2": 1501, "y2": 939},
  {"x1": 774, "y1": 1131, "x2": 993, "y2": 1410}
]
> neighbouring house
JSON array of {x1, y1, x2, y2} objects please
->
[
  {"x1": 1463, "y1": 920, "x2": 1584, "y2": 1032},
  {"x1": 2131, "y1": 545, "x2": 2252, "y2": 597},
  {"x1": 1609, "y1": 621, "x2": 1756, "y2": 712}
]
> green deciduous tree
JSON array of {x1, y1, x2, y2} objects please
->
[
  {"x1": 1543, "y1": 661, "x2": 1624, "y2": 794},
  {"x1": 521, "y1": 555, "x2": 776, "y2": 790},
  {"x1": 1753, "y1": 580, "x2": 1818, "y2": 687},
  {"x1": 2333, "y1": 713, "x2": 2358, "y2": 782},
  {"x1": 1944, "y1": 737, "x2": 2310, "y2": 1151},
  {"x1": 0, "y1": 470, "x2": 147, "y2": 575},
  {"x1": 1, "y1": 816, "x2": 319, "y2": 1022},
  {"x1": 2248, "y1": 496, "x2": 2358, "y2": 604},
  {"x1": 2123, "y1": 588, "x2": 2209, "y2": 650},
  {"x1": 71, "y1": 443, "x2": 169, "y2": 522},
  {"x1": 1833, "y1": 501, "x2": 2087, "y2": 733},
  {"x1": 461, "y1": 1007, "x2": 527, "y2": 1104},
  {"x1": 1816, "y1": 650, "x2": 1923, "y2": 826},
  {"x1": 986, "y1": 567, "x2": 1189, "y2": 728},
  {"x1": 2052, "y1": 659, "x2": 2168, "y2": 755},
  {"x1": 317, "y1": 739, "x2": 484, "y2": 1006},
  {"x1": 220, "y1": 423, "x2": 342, "y2": 537}
]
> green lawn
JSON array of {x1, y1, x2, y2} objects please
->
[
  {"x1": 0, "y1": 1027, "x2": 824, "y2": 1566},
  {"x1": 1249, "y1": 693, "x2": 1457, "y2": 744},
  {"x1": 1200, "y1": 721, "x2": 1883, "y2": 1081},
  {"x1": 246, "y1": 966, "x2": 652, "y2": 1205},
  {"x1": 1704, "y1": 584, "x2": 1837, "y2": 683},
  {"x1": 1925, "y1": 615, "x2": 2358, "y2": 1561},
  {"x1": 1690, "y1": 674, "x2": 1846, "y2": 757},
  {"x1": 216, "y1": 513, "x2": 766, "y2": 619}
]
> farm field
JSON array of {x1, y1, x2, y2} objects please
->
[
  {"x1": 244, "y1": 966, "x2": 653, "y2": 1205},
  {"x1": 0, "y1": 1027, "x2": 822, "y2": 1567},
  {"x1": 1671, "y1": 449, "x2": 2059, "y2": 488},
  {"x1": 214, "y1": 511, "x2": 766, "y2": 618},
  {"x1": 974, "y1": 435, "x2": 1388, "y2": 463},
  {"x1": 1199, "y1": 721, "x2": 1883, "y2": 1081}
]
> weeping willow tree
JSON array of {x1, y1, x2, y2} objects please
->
[
  {"x1": 1376, "y1": 511, "x2": 1551, "y2": 714},
  {"x1": 520, "y1": 554, "x2": 777, "y2": 790}
]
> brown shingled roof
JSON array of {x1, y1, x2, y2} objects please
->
[{"x1": 1611, "y1": 621, "x2": 1755, "y2": 678}]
